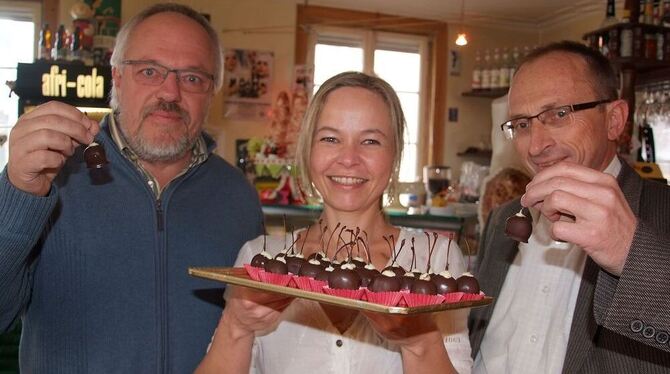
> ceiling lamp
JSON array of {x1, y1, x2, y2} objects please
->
[
  {"x1": 455, "y1": 0, "x2": 468, "y2": 46},
  {"x1": 455, "y1": 33, "x2": 468, "y2": 46}
]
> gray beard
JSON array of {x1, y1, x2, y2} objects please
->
[{"x1": 115, "y1": 112, "x2": 199, "y2": 163}]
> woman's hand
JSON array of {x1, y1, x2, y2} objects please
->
[
  {"x1": 222, "y1": 285, "x2": 294, "y2": 339},
  {"x1": 363, "y1": 312, "x2": 457, "y2": 374},
  {"x1": 195, "y1": 286, "x2": 293, "y2": 374}
]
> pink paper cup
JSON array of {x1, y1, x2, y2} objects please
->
[
  {"x1": 243, "y1": 264, "x2": 262, "y2": 281},
  {"x1": 308, "y1": 278, "x2": 328, "y2": 293},
  {"x1": 441, "y1": 292, "x2": 464, "y2": 303},
  {"x1": 460, "y1": 291, "x2": 485, "y2": 301},
  {"x1": 259, "y1": 271, "x2": 292, "y2": 287},
  {"x1": 323, "y1": 287, "x2": 365, "y2": 300},
  {"x1": 292, "y1": 276, "x2": 313, "y2": 291},
  {"x1": 366, "y1": 291, "x2": 404, "y2": 306},
  {"x1": 403, "y1": 293, "x2": 445, "y2": 307}
]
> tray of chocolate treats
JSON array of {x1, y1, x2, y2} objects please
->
[{"x1": 189, "y1": 228, "x2": 491, "y2": 315}]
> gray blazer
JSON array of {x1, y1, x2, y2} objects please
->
[{"x1": 469, "y1": 160, "x2": 670, "y2": 373}]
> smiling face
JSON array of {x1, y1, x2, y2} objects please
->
[
  {"x1": 508, "y1": 52, "x2": 621, "y2": 175},
  {"x1": 111, "y1": 12, "x2": 215, "y2": 163},
  {"x1": 309, "y1": 87, "x2": 395, "y2": 214}
]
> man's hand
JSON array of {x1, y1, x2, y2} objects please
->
[
  {"x1": 521, "y1": 161, "x2": 636, "y2": 276},
  {"x1": 7, "y1": 101, "x2": 99, "y2": 196}
]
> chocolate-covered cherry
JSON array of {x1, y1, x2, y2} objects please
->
[
  {"x1": 368, "y1": 270, "x2": 401, "y2": 292},
  {"x1": 505, "y1": 209, "x2": 532, "y2": 243},
  {"x1": 264, "y1": 257, "x2": 288, "y2": 274},
  {"x1": 84, "y1": 142, "x2": 108, "y2": 169},
  {"x1": 328, "y1": 263, "x2": 361, "y2": 290},
  {"x1": 457, "y1": 272, "x2": 480, "y2": 294}
]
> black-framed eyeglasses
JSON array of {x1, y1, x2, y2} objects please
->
[
  {"x1": 121, "y1": 60, "x2": 215, "y2": 94},
  {"x1": 500, "y1": 99, "x2": 614, "y2": 140}
]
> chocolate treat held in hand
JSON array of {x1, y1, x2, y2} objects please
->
[
  {"x1": 505, "y1": 209, "x2": 532, "y2": 243},
  {"x1": 84, "y1": 142, "x2": 108, "y2": 169},
  {"x1": 457, "y1": 272, "x2": 480, "y2": 294}
]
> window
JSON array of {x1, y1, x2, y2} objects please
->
[
  {"x1": 0, "y1": 2, "x2": 40, "y2": 170},
  {"x1": 309, "y1": 27, "x2": 428, "y2": 183}
]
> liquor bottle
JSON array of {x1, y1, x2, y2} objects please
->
[
  {"x1": 622, "y1": 0, "x2": 639, "y2": 22},
  {"x1": 52, "y1": 24, "x2": 67, "y2": 60},
  {"x1": 645, "y1": 0, "x2": 654, "y2": 23},
  {"x1": 70, "y1": 26, "x2": 82, "y2": 61},
  {"x1": 640, "y1": 0, "x2": 647, "y2": 23},
  {"x1": 471, "y1": 50, "x2": 482, "y2": 90},
  {"x1": 602, "y1": 0, "x2": 618, "y2": 27},
  {"x1": 621, "y1": 26, "x2": 634, "y2": 57},
  {"x1": 490, "y1": 48, "x2": 501, "y2": 89},
  {"x1": 499, "y1": 48, "x2": 511, "y2": 89},
  {"x1": 38, "y1": 23, "x2": 52, "y2": 60},
  {"x1": 509, "y1": 46, "x2": 520, "y2": 80},
  {"x1": 663, "y1": 0, "x2": 670, "y2": 26},
  {"x1": 481, "y1": 49, "x2": 491, "y2": 90},
  {"x1": 653, "y1": 0, "x2": 661, "y2": 24}
]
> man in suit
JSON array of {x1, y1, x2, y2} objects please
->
[{"x1": 469, "y1": 40, "x2": 670, "y2": 373}]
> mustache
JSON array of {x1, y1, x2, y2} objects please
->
[{"x1": 141, "y1": 100, "x2": 190, "y2": 123}]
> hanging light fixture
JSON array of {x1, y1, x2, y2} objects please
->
[{"x1": 455, "y1": 0, "x2": 468, "y2": 46}]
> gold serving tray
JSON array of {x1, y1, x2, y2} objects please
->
[{"x1": 188, "y1": 267, "x2": 492, "y2": 315}]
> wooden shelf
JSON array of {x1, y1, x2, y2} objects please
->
[{"x1": 462, "y1": 88, "x2": 508, "y2": 98}]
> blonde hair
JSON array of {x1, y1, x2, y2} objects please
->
[{"x1": 295, "y1": 72, "x2": 405, "y2": 201}]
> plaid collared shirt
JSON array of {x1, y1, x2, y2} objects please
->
[{"x1": 107, "y1": 114, "x2": 208, "y2": 197}]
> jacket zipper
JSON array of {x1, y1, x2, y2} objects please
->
[{"x1": 156, "y1": 198, "x2": 164, "y2": 232}]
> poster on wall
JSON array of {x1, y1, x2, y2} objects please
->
[{"x1": 223, "y1": 49, "x2": 274, "y2": 120}]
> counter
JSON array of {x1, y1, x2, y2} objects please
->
[{"x1": 262, "y1": 204, "x2": 478, "y2": 242}]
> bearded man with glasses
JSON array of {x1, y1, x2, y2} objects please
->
[
  {"x1": 469, "y1": 41, "x2": 670, "y2": 374},
  {"x1": 0, "y1": 3, "x2": 263, "y2": 373}
]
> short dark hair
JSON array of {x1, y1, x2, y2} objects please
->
[{"x1": 516, "y1": 40, "x2": 619, "y2": 101}]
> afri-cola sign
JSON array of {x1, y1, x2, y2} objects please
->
[{"x1": 14, "y1": 62, "x2": 111, "y2": 107}]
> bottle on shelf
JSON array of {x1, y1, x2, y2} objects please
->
[
  {"x1": 663, "y1": 0, "x2": 670, "y2": 26},
  {"x1": 490, "y1": 48, "x2": 501, "y2": 89},
  {"x1": 640, "y1": 0, "x2": 647, "y2": 23},
  {"x1": 471, "y1": 50, "x2": 482, "y2": 90},
  {"x1": 52, "y1": 24, "x2": 68, "y2": 61},
  {"x1": 645, "y1": 0, "x2": 654, "y2": 23},
  {"x1": 602, "y1": 0, "x2": 619, "y2": 27},
  {"x1": 653, "y1": 0, "x2": 662, "y2": 25},
  {"x1": 481, "y1": 49, "x2": 492, "y2": 90},
  {"x1": 509, "y1": 46, "x2": 520, "y2": 80},
  {"x1": 622, "y1": 0, "x2": 639, "y2": 22},
  {"x1": 499, "y1": 47, "x2": 511, "y2": 89},
  {"x1": 70, "y1": 26, "x2": 82, "y2": 61},
  {"x1": 621, "y1": 25, "x2": 634, "y2": 57},
  {"x1": 38, "y1": 23, "x2": 52, "y2": 61}
]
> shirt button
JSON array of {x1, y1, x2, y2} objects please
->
[
  {"x1": 542, "y1": 286, "x2": 550, "y2": 293},
  {"x1": 336, "y1": 339, "x2": 343, "y2": 347},
  {"x1": 655, "y1": 331, "x2": 669, "y2": 345},
  {"x1": 530, "y1": 334, "x2": 538, "y2": 343}
]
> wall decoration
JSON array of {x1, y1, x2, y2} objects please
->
[{"x1": 223, "y1": 48, "x2": 274, "y2": 120}]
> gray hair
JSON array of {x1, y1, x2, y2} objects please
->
[
  {"x1": 295, "y1": 71, "x2": 406, "y2": 201},
  {"x1": 109, "y1": 3, "x2": 223, "y2": 111}
]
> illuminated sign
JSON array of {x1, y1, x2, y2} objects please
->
[
  {"x1": 15, "y1": 62, "x2": 111, "y2": 108},
  {"x1": 41, "y1": 65, "x2": 105, "y2": 99}
]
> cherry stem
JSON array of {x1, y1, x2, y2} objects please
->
[
  {"x1": 299, "y1": 224, "x2": 312, "y2": 255},
  {"x1": 326, "y1": 222, "x2": 342, "y2": 258},
  {"x1": 445, "y1": 236, "x2": 452, "y2": 271}
]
